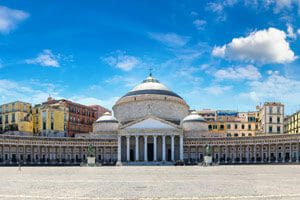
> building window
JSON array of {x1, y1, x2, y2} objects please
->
[
  {"x1": 220, "y1": 125, "x2": 224, "y2": 130},
  {"x1": 208, "y1": 125, "x2": 212, "y2": 130},
  {"x1": 277, "y1": 126, "x2": 280, "y2": 133},
  {"x1": 5, "y1": 105, "x2": 8, "y2": 112},
  {"x1": 248, "y1": 124, "x2": 251, "y2": 130},
  {"x1": 248, "y1": 133, "x2": 252, "y2": 136},
  {"x1": 42, "y1": 111, "x2": 46, "y2": 120},
  {"x1": 70, "y1": 116, "x2": 72, "y2": 121},
  {"x1": 234, "y1": 133, "x2": 238, "y2": 137},
  {"x1": 277, "y1": 117, "x2": 280, "y2": 123},
  {"x1": 43, "y1": 122, "x2": 46, "y2": 130},
  {"x1": 83, "y1": 109, "x2": 85, "y2": 115},
  {"x1": 12, "y1": 104, "x2": 15, "y2": 112},
  {"x1": 227, "y1": 124, "x2": 231, "y2": 129},
  {"x1": 269, "y1": 126, "x2": 272, "y2": 133},
  {"x1": 92, "y1": 112, "x2": 95, "y2": 117},
  {"x1": 235, "y1": 124, "x2": 238, "y2": 129},
  {"x1": 36, "y1": 117, "x2": 38, "y2": 124},
  {"x1": 50, "y1": 112, "x2": 54, "y2": 119},
  {"x1": 12, "y1": 114, "x2": 15, "y2": 122},
  {"x1": 51, "y1": 122, "x2": 54, "y2": 130},
  {"x1": 36, "y1": 108, "x2": 39, "y2": 114},
  {"x1": 79, "y1": 125, "x2": 81, "y2": 132},
  {"x1": 242, "y1": 133, "x2": 245, "y2": 136},
  {"x1": 277, "y1": 107, "x2": 280, "y2": 114},
  {"x1": 269, "y1": 107, "x2": 272, "y2": 114},
  {"x1": 5, "y1": 115, "x2": 8, "y2": 123},
  {"x1": 269, "y1": 117, "x2": 272, "y2": 123},
  {"x1": 64, "y1": 113, "x2": 67, "y2": 121},
  {"x1": 255, "y1": 124, "x2": 258, "y2": 130},
  {"x1": 242, "y1": 124, "x2": 245, "y2": 129},
  {"x1": 78, "y1": 117, "x2": 80, "y2": 123},
  {"x1": 24, "y1": 105, "x2": 27, "y2": 112},
  {"x1": 227, "y1": 133, "x2": 231, "y2": 137},
  {"x1": 64, "y1": 124, "x2": 67, "y2": 131},
  {"x1": 0, "y1": 116, "x2": 2, "y2": 124},
  {"x1": 213, "y1": 125, "x2": 217, "y2": 129},
  {"x1": 0, "y1": 106, "x2": 2, "y2": 113}
]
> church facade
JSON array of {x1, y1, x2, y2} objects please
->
[{"x1": 0, "y1": 75, "x2": 300, "y2": 165}]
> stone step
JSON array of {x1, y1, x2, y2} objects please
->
[{"x1": 122, "y1": 161, "x2": 174, "y2": 166}]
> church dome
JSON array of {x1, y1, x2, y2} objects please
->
[
  {"x1": 93, "y1": 112, "x2": 119, "y2": 132},
  {"x1": 182, "y1": 111, "x2": 208, "y2": 132},
  {"x1": 113, "y1": 74, "x2": 189, "y2": 124}
]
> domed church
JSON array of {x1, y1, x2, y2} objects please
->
[{"x1": 92, "y1": 73, "x2": 218, "y2": 164}]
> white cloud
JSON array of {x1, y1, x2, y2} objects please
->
[
  {"x1": 70, "y1": 96, "x2": 119, "y2": 110},
  {"x1": 105, "y1": 75, "x2": 138, "y2": 88},
  {"x1": 193, "y1": 19, "x2": 206, "y2": 30},
  {"x1": 190, "y1": 11, "x2": 198, "y2": 16},
  {"x1": 212, "y1": 45, "x2": 226, "y2": 58},
  {"x1": 204, "y1": 85, "x2": 232, "y2": 95},
  {"x1": 240, "y1": 73, "x2": 300, "y2": 108},
  {"x1": 0, "y1": 79, "x2": 62, "y2": 105},
  {"x1": 273, "y1": 0, "x2": 293, "y2": 13},
  {"x1": 149, "y1": 32, "x2": 190, "y2": 47},
  {"x1": 0, "y1": 5, "x2": 29, "y2": 34},
  {"x1": 287, "y1": 24, "x2": 297, "y2": 39},
  {"x1": 214, "y1": 65, "x2": 262, "y2": 81},
  {"x1": 206, "y1": 2, "x2": 224, "y2": 14},
  {"x1": 103, "y1": 53, "x2": 140, "y2": 71},
  {"x1": 26, "y1": 49, "x2": 60, "y2": 67},
  {"x1": 212, "y1": 27, "x2": 297, "y2": 64},
  {"x1": 297, "y1": 29, "x2": 300, "y2": 35}
]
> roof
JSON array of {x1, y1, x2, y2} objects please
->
[{"x1": 122, "y1": 75, "x2": 183, "y2": 99}]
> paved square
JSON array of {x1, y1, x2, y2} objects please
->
[{"x1": 0, "y1": 165, "x2": 300, "y2": 199}]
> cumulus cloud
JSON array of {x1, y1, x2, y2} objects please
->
[
  {"x1": 214, "y1": 65, "x2": 262, "y2": 81},
  {"x1": 204, "y1": 85, "x2": 232, "y2": 95},
  {"x1": 240, "y1": 73, "x2": 300, "y2": 108},
  {"x1": 103, "y1": 52, "x2": 140, "y2": 71},
  {"x1": 149, "y1": 32, "x2": 190, "y2": 47},
  {"x1": 26, "y1": 49, "x2": 60, "y2": 67},
  {"x1": 193, "y1": 19, "x2": 206, "y2": 30},
  {"x1": 0, "y1": 5, "x2": 29, "y2": 34},
  {"x1": 212, "y1": 27, "x2": 297, "y2": 64}
]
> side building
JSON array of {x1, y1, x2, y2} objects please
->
[
  {"x1": 0, "y1": 102, "x2": 33, "y2": 135},
  {"x1": 284, "y1": 110, "x2": 300, "y2": 134},
  {"x1": 257, "y1": 102, "x2": 284, "y2": 135}
]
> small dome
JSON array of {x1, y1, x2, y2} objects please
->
[
  {"x1": 95, "y1": 112, "x2": 118, "y2": 123},
  {"x1": 182, "y1": 111, "x2": 206, "y2": 123}
]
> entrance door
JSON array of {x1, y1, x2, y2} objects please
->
[
  {"x1": 130, "y1": 149, "x2": 134, "y2": 161},
  {"x1": 167, "y1": 149, "x2": 171, "y2": 161},
  {"x1": 148, "y1": 144, "x2": 153, "y2": 161}
]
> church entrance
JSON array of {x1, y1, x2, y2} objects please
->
[
  {"x1": 130, "y1": 149, "x2": 134, "y2": 161},
  {"x1": 148, "y1": 143, "x2": 154, "y2": 161},
  {"x1": 167, "y1": 149, "x2": 171, "y2": 161}
]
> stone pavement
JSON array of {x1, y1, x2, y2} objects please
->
[{"x1": 0, "y1": 165, "x2": 300, "y2": 199}]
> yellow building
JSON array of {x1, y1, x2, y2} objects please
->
[
  {"x1": 0, "y1": 101, "x2": 33, "y2": 134},
  {"x1": 284, "y1": 111, "x2": 300, "y2": 134},
  {"x1": 32, "y1": 100, "x2": 69, "y2": 137},
  {"x1": 208, "y1": 110, "x2": 261, "y2": 137}
]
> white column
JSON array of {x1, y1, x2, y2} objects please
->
[
  {"x1": 225, "y1": 145, "x2": 228, "y2": 163},
  {"x1": 297, "y1": 142, "x2": 299, "y2": 163},
  {"x1": 246, "y1": 145, "x2": 249, "y2": 163},
  {"x1": 275, "y1": 143, "x2": 278, "y2": 163},
  {"x1": 261, "y1": 144, "x2": 264, "y2": 163},
  {"x1": 153, "y1": 136, "x2": 157, "y2": 161},
  {"x1": 239, "y1": 144, "x2": 242, "y2": 163},
  {"x1": 254, "y1": 144, "x2": 257, "y2": 163},
  {"x1": 218, "y1": 145, "x2": 221, "y2": 163},
  {"x1": 162, "y1": 136, "x2": 166, "y2": 161},
  {"x1": 59, "y1": 145, "x2": 62, "y2": 163},
  {"x1": 233, "y1": 145, "x2": 236, "y2": 163},
  {"x1": 171, "y1": 136, "x2": 175, "y2": 161},
  {"x1": 30, "y1": 145, "x2": 33, "y2": 163},
  {"x1": 289, "y1": 143, "x2": 292, "y2": 162},
  {"x1": 268, "y1": 144, "x2": 271, "y2": 163},
  {"x1": 144, "y1": 136, "x2": 148, "y2": 162},
  {"x1": 126, "y1": 136, "x2": 130, "y2": 162},
  {"x1": 135, "y1": 136, "x2": 139, "y2": 161},
  {"x1": 283, "y1": 143, "x2": 286, "y2": 163},
  {"x1": 179, "y1": 135, "x2": 183, "y2": 161},
  {"x1": 117, "y1": 136, "x2": 121, "y2": 162}
]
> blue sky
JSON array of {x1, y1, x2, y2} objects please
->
[{"x1": 1, "y1": 0, "x2": 300, "y2": 114}]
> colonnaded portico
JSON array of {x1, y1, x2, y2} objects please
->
[{"x1": 118, "y1": 134, "x2": 183, "y2": 163}]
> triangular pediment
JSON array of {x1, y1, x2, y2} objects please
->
[{"x1": 123, "y1": 116, "x2": 179, "y2": 130}]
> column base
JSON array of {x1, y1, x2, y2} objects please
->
[{"x1": 116, "y1": 161, "x2": 122, "y2": 166}]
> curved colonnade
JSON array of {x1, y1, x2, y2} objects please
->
[{"x1": 0, "y1": 134, "x2": 299, "y2": 165}]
